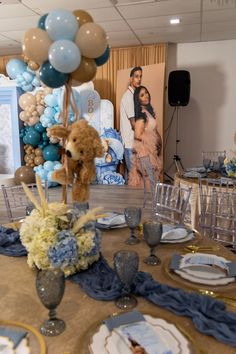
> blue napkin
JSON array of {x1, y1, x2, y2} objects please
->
[
  {"x1": 104, "y1": 311, "x2": 144, "y2": 331},
  {"x1": 0, "y1": 327, "x2": 27, "y2": 349},
  {"x1": 0, "y1": 226, "x2": 27, "y2": 257},
  {"x1": 70, "y1": 256, "x2": 236, "y2": 347}
]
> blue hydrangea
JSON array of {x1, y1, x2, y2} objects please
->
[
  {"x1": 48, "y1": 233, "x2": 78, "y2": 268},
  {"x1": 85, "y1": 230, "x2": 101, "y2": 257}
]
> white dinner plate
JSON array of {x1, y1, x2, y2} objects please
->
[
  {"x1": 174, "y1": 253, "x2": 235, "y2": 285},
  {"x1": 0, "y1": 337, "x2": 30, "y2": 354},
  {"x1": 89, "y1": 314, "x2": 191, "y2": 354},
  {"x1": 161, "y1": 225, "x2": 194, "y2": 244},
  {"x1": 96, "y1": 212, "x2": 126, "y2": 229}
]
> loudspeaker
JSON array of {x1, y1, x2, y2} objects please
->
[{"x1": 168, "y1": 70, "x2": 190, "y2": 106}]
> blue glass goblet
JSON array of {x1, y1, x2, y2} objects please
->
[
  {"x1": 114, "y1": 250, "x2": 139, "y2": 309},
  {"x1": 36, "y1": 269, "x2": 65, "y2": 336},
  {"x1": 124, "y1": 207, "x2": 141, "y2": 245},
  {"x1": 143, "y1": 221, "x2": 163, "y2": 265}
]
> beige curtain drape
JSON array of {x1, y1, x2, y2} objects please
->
[
  {"x1": 93, "y1": 43, "x2": 168, "y2": 128},
  {"x1": 0, "y1": 54, "x2": 22, "y2": 75}
]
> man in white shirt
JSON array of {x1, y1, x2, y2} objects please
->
[{"x1": 120, "y1": 66, "x2": 143, "y2": 182}]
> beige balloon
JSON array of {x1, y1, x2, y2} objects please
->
[
  {"x1": 28, "y1": 116, "x2": 40, "y2": 126},
  {"x1": 14, "y1": 166, "x2": 35, "y2": 185},
  {"x1": 22, "y1": 28, "x2": 52, "y2": 64},
  {"x1": 35, "y1": 148, "x2": 43, "y2": 156},
  {"x1": 43, "y1": 87, "x2": 53, "y2": 95},
  {"x1": 28, "y1": 60, "x2": 40, "y2": 71},
  {"x1": 19, "y1": 93, "x2": 36, "y2": 110},
  {"x1": 24, "y1": 155, "x2": 31, "y2": 163},
  {"x1": 73, "y1": 9, "x2": 93, "y2": 26},
  {"x1": 75, "y1": 23, "x2": 107, "y2": 58},
  {"x1": 34, "y1": 156, "x2": 44, "y2": 165},
  {"x1": 19, "y1": 111, "x2": 28, "y2": 122},
  {"x1": 36, "y1": 104, "x2": 45, "y2": 115},
  {"x1": 71, "y1": 57, "x2": 97, "y2": 84}
]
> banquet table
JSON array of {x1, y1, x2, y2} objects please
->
[{"x1": 0, "y1": 223, "x2": 236, "y2": 354}]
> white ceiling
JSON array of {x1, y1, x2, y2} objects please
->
[{"x1": 1, "y1": 0, "x2": 236, "y2": 55}]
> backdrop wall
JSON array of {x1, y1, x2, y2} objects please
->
[{"x1": 165, "y1": 39, "x2": 236, "y2": 177}]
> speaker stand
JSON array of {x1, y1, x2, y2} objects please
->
[{"x1": 165, "y1": 107, "x2": 184, "y2": 181}]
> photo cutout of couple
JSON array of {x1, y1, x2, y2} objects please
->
[{"x1": 116, "y1": 63, "x2": 165, "y2": 186}]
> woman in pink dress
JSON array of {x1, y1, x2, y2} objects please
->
[{"x1": 128, "y1": 85, "x2": 162, "y2": 187}]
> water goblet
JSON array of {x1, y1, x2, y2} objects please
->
[
  {"x1": 124, "y1": 207, "x2": 142, "y2": 245},
  {"x1": 114, "y1": 250, "x2": 139, "y2": 309},
  {"x1": 36, "y1": 269, "x2": 66, "y2": 336},
  {"x1": 143, "y1": 221, "x2": 163, "y2": 265},
  {"x1": 218, "y1": 155, "x2": 225, "y2": 171},
  {"x1": 203, "y1": 158, "x2": 211, "y2": 177}
]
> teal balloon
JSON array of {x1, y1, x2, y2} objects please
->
[
  {"x1": 43, "y1": 144, "x2": 60, "y2": 161},
  {"x1": 34, "y1": 122, "x2": 45, "y2": 133},
  {"x1": 45, "y1": 9, "x2": 78, "y2": 41},
  {"x1": 95, "y1": 46, "x2": 110, "y2": 66},
  {"x1": 38, "y1": 13, "x2": 48, "y2": 30},
  {"x1": 39, "y1": 61, "x2": 69, "y2": 88},
  {"x1": 6, "y1": 59, "x2": 27, "y2": 79},
  {"x1": 23, "y1": 130, "x2": 41, "y2": 147}
]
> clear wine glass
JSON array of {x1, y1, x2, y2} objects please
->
[
  {"x1": 114, "y1": 250, "x2": 139, "y2": 309},
  {"x1": 124, "y1": 207, "x2": 142, "y2": 245},
  {"x1": 36, "y1": 269, "x2": 66, "y2": 336},
  {"x1": 143, "y1": 221, "x2": 163, "y2": 265}
]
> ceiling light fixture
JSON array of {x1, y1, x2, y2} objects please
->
[{"x1": 170, "y1": 18, "x2": 180, "y2": 25}]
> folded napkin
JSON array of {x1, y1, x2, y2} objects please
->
[
  {"x1": 170, "y1": 253, "x2": 236, "y2": 277},
  {"x1": 105, "y1": 311, "x2": 172, "y2": 354},
  {"x1": 0, "y1": 226, "x2": 27, "y2": 257},
  {"x1": 183, "y1": 171, "x2": 206, "y2": 178},
  {"x1": 70, "y1": 256, "x2": 236, "y2": 347},
  {"x1": 96, "y1": 213, "x2": 126, "y2": 228},
  {"x1": 0, "y1": 327, "x2": 27, "y2": 349}
]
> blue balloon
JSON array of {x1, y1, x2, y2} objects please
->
[
  {"x1": 49, "y1": 39, "x2": 81, "y2": 73},
  {"x1": 44, "y1": 107, "x2": 55, "y2": 119},
  {"x1": 34, "y1": 122, "x2": 45, "y2": 133},
  {"x1": 32, "y1": 76, "x2": 40, "y2": 87},
  {"x1": 22, "y1": 71, "x2": 34, "y2": 83},
  {"x1": 23, "y1": 130, "x2": 41, "y2": 147},
  {"x1": 45, "y1": 9, "x2": 78, "y2": 41},
  {"x1": 43, "y1": 144, "x2": 60, "y2": 161},
  {"x1": 38, "y1": 13, "x2": 48, "y2": 30},
  {"x1": 22, "y1": 84, "x2": 33, "y2": 92},
  {"x1": 6, "y1": 59, "x2": 27, "y2": 79},
  {"x1": 36, "y1": 169, "x2": 48, "y2": 181},
  {"x1": 39, "y1": 61, "x2": 69, "y2": 88},
  {"x1": 95, "y1": 46, "x2": 110, "y2": 66},
  {"x1": 44, "y1": 161, "x2": 55, "y2": 171},
  {"x1": 44, "y1": 94, "x2": 58, "y2": 107}
]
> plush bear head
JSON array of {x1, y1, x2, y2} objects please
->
[{"x1": 65, "y1": 120, "x2": 103, "y2": 162}]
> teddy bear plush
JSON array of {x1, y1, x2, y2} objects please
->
[{"x1": 49, "y1": 120, "x2": 103, "y2": 202}]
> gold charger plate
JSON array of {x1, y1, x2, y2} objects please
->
[
  {"x1": 79, "y1": 311, "x2": 202, "y2": 354},
  {"x1": 163, "y1": 256, "x2": 236, "y2": 296},
  {"x1": 0, "y1": 319, "x2": 46, "y2": 354}
]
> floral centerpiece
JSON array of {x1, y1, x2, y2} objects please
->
[
  {"x1": 20, "y1": 176, "x2": 102, "y2": 276},
  {"x1": 224, "y1": 157, "x2": 236, "y2": 177}
]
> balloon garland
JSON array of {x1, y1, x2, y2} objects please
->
[{"x1": 7, "y1": 8, "x2": 110, "y2": 197}]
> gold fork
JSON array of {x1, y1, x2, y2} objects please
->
[
  {"x1": 184, "y1": 245, "x2": 220, "y2": 253},
  {"x1": 198, "y1": 289, "x2": 236, "y2": 307}
]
